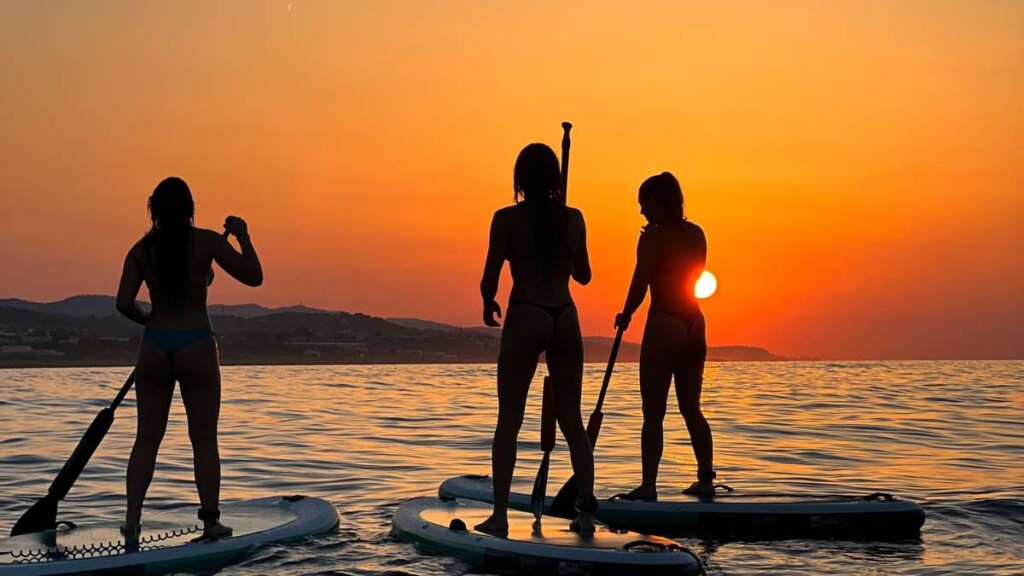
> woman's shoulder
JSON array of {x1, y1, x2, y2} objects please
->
[
  {"x1": 680, "y1": 219, "x2": 705, "y2": 237},
  {"x1": 192, "y1": 227, "x2": 226, "y2": 243},
  {"x1": 191, "y1": 228, "x2": 229, "y2": 255},
  {"x1": 645, "y1": 220, "x2": 704, "y2": 241},
  {"x1": 126, "y1": 237, "x2": 147, "y2": 262},
  {"x1": 494, "y1": 205, "x2": 519, "y2": 217}
]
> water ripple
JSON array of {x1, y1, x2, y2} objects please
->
[{"x1": 0, "y1": 361, "x2": 1022, "y2": 574}]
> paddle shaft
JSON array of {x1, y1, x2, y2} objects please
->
[
  {"x1": 584, "y1": 326, "x2": 624, "y2": 446},
  {"x1": 541, "y1": 121, "x2": 572, "y2": 450},
  {"x1": 547, "y1": 324, "x2": 626, "y2": 518},
  {"x1": 560, "y1": 122, "x2": 572, "y2": 200},
  {"x1": 538, "y1": 120, "x2": 573, "y2": 449},
  {"x1": 48, "y1": 371, "x2": 136, "y2": 498},
  {"x1": 530, "y1": 121, "x2": 573, "y2": 521}
]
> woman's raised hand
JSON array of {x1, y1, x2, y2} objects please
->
[{"x1": 223, "y1": 216, "x2": 249, "y2": 237}]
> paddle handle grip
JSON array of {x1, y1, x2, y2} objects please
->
[
  {"x1": 540, "y1": 376, "x2": 556, "y2": 452},
  {"x1": 48, "y1": 408, "x2": 114, "y2": 500}
]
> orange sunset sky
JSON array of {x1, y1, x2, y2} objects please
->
[{"x1": 1, "y1": 1, "x2": 1022, "y2": 360}]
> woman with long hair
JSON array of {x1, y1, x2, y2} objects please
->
[
  {"x1": 615, "y1": 172, "x2": 716, "y2": 499},
  {"x1": 115, "y1": 176, "x2": 263, "y2": 540},
  {"x1": 477, "y1": 143, "x2": 596, "y2": 536}
]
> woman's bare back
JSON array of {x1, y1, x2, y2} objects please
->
[
  {"x1": 121, "y1": 227, "x2": 263, "y2": 330},
  {"x1": 494, "y1": 203, "x2": 589, "y2": 305}
]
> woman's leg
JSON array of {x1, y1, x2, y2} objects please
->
[
  {"x1": 476, "y1": 305, "x2": 545, "y2": 534},
  {"x1": 125, "y1": 339, "x2": 174, "y2": 528},
  {"x1": 547, "y1": 306, "x2": 595, "y2": 535},
  {"x1": 624, "y1": 315, "x2": 674, "y2": 501},
  {"x1": 174, "y1": 336, "x2": 230, "y2": 536},
  {"x1": 674, "y1": 315, "x2": 714, "y2": 494}
]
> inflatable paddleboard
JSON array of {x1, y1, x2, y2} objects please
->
[
  {"x1": 440, "y1": 475, "x2": 925, "y2": 538},
  {"x1": 0, "y1": 495, "x2": 338, "y2": 575},
  {"x1": 392, "y1": 497, "x2": 702, "y2": 575}
]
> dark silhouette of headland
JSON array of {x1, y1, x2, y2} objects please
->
[{"x1": 0, "y1": 295, "x2": 789, "y2": 368}]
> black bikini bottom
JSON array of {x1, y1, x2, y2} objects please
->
[
  {"x1": 508, "y1": 300, "x2": 576, "y2": 322},
  {"x1": 650, "y1": 309, "x2": 702, "y2": 330}
]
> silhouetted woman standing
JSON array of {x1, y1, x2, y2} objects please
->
[
  {"x1": 116, "y1": 177, "x2": 263, "y2": 540},
  {"x1": 477, "y1": 144, "x2": 596, "y2": 536},
  {"x1": 615, "y1": 173, "x2": 716, "y2": 499}
]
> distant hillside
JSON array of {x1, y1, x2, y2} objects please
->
[
  {"x1": 208, "y1": 303, "x2": 332, "y2": 318},
  {"x1": 708, "y1": 346, "x2": 788, "y2": 362},
  {"x1": 0, "y1": 295, "x2": 790, "y2": 367},
  {"x1": 0, "y1": 296, "x2": 330, "y2": 319},
  {"x1": 387, "y1": 317, "x2": 465, "y2": 332},
  {"x1": 0, "y1": 295, "x2": 125, "y2": 317},
  {"x1": 389, "y1": 318, "x2": 502, "y2": 339}
]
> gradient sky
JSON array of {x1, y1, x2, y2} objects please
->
[{"x1": 1, "y1": 1, "x2": 1022, "y2": 360}]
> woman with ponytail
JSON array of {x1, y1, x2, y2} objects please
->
[
  {"x1": 115, "y1": 176, "x2": 263, "y2": 541},
  {"x1": 477, "y1": 143, "x2": 596, "y2": 536},
  {"x1": 615, "y1": 172, "x2": 716, "y2": 499}
]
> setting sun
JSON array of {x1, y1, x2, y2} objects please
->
[{"x1": 695, "y1": 270, "x2": 717, "y2": 300}]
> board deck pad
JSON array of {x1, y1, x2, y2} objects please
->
[
  {"x1": 439, "y1": 474, "x2": 926, "y2": 538},
  {"x1": 4, "y1": 502, "x2": 296, "y2": 561},
  {"x1": 421, "y1": 504, "x2": 666, "y2": 549},
  {"x1": 392, "y1": 497, "x2": 702, "y2": 576},
  {"x1": 1, "y1": 496, "x2": 338, "y2": 575}
]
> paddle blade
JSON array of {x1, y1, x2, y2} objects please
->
[
  {"x1": 548, "y1": 474, "x2": 579, "y2": 520},
  {"x1": 585, "y1": 411, "x2": 604, "y2": 446},
  {"x1": 530, "y1": 452, "x2": 551, "y2": 522},
  {"x1": 10, "y1": 494, "x2": 58, "y2": 536}
]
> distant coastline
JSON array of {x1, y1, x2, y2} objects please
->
[{"x1": 0, "y1": 295, "x2": 791, "y2": 369}]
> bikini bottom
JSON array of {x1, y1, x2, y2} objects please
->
[{"x1": 143, "y1": 327, "x2": 215, "y2": 360}]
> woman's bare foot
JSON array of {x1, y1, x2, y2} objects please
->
[
  {"x1": 619, "y1": 485, "x2": 658, "y2": 502},
  {"x1": 569, "y1": 512, "x2": 595, "y2": 537},
  {"x1": 682, "y1": 479, "x2": 715, "y2": 497},
  {"x1": 202, "y1": 521, "x2": 233, "y2": 540},
  {"x1": 474, "y1": 514, "x2": 509, "y2": 537}
]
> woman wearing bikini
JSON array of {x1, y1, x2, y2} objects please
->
[
  {"x1": 476, "y1": 143, "x2": 597, "y2": 536},
  {"x1": 616, "y1": 172, "x2": 716, "y2": 500},
  {"x1": 116, "y1": 176, "x2": 263, "y2": 540}
]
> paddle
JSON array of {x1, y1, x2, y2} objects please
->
[
  {"x1": 11, "y1": 371, "x2": 137, "y2": 536},
  {"x1": 528, "y1": 121, "x2": 573, "y2": 523},
  {"x1": 530, "y1": 378, "x2": 557, "y2": 522},
  {"x1": 548, "y1": 326, "x2": 625, "y2": 519}
]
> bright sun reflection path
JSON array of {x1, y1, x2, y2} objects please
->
[{"x1": 695, "y1": 270, "x2": 717, "y2": 299}]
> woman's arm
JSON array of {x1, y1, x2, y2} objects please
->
[
  {"x1": 571, "y1": 209, "x2": 592, "y2": 285},
  {"x1": 116, "y1": 242, "x2": 150, "y2": 325},
  {"x1": 211, "y1": 217, "x2": 263, "y2": 287},
  {"x1": 697, "y1": 225, "x2": 708, "y2": 268},
  {"x1": 480, "y1": 210, "x2": 507, "y2": 327},
  {"x1": 615, "y1": 230, "x2": 656, "y2": 330}
]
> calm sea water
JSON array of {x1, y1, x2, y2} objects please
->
[{"x1": 1, "y1": 362, "x2": 1022, "y2": 575}]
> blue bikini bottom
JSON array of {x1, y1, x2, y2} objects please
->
[{"x1": 143, "y1": 327, "x2": 215, "y2": 359}]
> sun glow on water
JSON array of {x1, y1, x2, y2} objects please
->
[{"x1": 695, "y1": 270, "x2": 717, "y2": 299}]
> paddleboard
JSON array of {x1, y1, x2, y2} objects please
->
[
  {"x1": 440, "y1": 475, "x2": 925, "y2": 538},
  {"x1": 392, "y1": 497, "x2": 702, "y2": 575},
  {"x1": 0, "y1": 495, "x2": 338, "y2": 575}
]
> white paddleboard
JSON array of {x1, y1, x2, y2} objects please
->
[
  {"x1": 440, "y1": 475, "x2": 925, "y2": 538},
  {"x1": 0, "y1": 495, "x2": 338, "y2": 575},
  {"x1": 392, "y1": 497, "x2": 702, "y2": 575}
]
